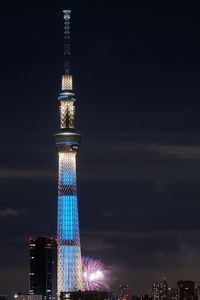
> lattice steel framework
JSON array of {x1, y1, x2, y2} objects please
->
[
  {"x1": 60, "y1": 101, "x2": 75, "y2": 129},
  {"x1": 57, "y1": 152, "x2": 83, "y2": 293},
  {"x1": 54, "y1": 10, "x2": 83, "y2": 297}
]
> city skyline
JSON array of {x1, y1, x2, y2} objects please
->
[{"x1": 0, "y1": 0, "x2": 200, "y2": 298}]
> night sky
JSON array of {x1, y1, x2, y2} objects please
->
[{"x1": 0, "y1": 0, "x2": 200, "y2": 298}]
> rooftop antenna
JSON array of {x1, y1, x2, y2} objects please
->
[{"x1": 63, "y1": 10, "x2": 71, "y2": 74}]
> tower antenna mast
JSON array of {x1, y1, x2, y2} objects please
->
[{"x1": 63, "y1": 10, "x2": 71, "y2": 74}]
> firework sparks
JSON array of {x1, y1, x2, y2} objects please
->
[{"x1": 82, "y1": 256, "x2": 108, "y2": 291}]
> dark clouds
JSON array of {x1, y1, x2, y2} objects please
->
[
  {"x1": 81, "y1": 230, "x2": 200, "y2": 292},
  {"x1": 0, "y1": 207, "x2": 28, "y2": 217}
]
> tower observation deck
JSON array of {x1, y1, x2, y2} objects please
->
[{"x1": 54, "y1": 10, "x2": 83, "y2": 296}]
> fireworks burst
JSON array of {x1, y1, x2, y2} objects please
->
[{"x1": 82, "y1": 256, "x2": 108, "y2": 291}]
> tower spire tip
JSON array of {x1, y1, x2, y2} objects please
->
[{"x1": 63, "y1": 9, "x2": 71, "y2": 74}]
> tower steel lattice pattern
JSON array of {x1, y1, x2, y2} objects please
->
[{"x1": 55, "y1": 10, "x2": 83, "y2": 296}]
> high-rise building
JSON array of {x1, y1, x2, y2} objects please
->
[
  {"x1": 168, "y1": 288, "x2": 177, "y2": 300},
  {"x1": 177, "y1": 281, "x2": 194, "y2": 300},
  {"x1": 29, "y1": 237, "x2": 57, "y2": 300},
  {"x1": 152, "y1": 283, "x2": 160, "y2": 300},
  {"x1": 118, "y1": 285, "x2": 132, "y2": 300},
  {"x1": 160, "y1": 279, "x2": 168, "y2": 300},
  {"x1": 54, "y1": 10, "x2": 83, "y2": 296},
  {"x1": 152, "y1": 279, "x2": 168, "y2": 300},
  {"x1": 195, "y1": 284, "x2": 200, "y2": 300}
]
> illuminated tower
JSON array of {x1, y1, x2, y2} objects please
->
[{"x1": 54, "y1": 10, "x2": 83, "y2": 296}]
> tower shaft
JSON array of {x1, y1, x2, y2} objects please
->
[
  {"x1": 55, "y1": 10, "x2": 83, "y2": 297},
  {"x1": 57, "y1": 150, "x2": 83, "y2": 294}
]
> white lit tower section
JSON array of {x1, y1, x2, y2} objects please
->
[{"x1": 54, "y1": 10, "x2": 83, "y2": 296}]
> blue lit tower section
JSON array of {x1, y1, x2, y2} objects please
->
[{"x1": 54, "y1": 10, "x2": 83, "y2": 296}]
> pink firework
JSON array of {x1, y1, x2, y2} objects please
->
[{"x1": 82, "y1": 256, "x2": 107, "y2": 291}]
